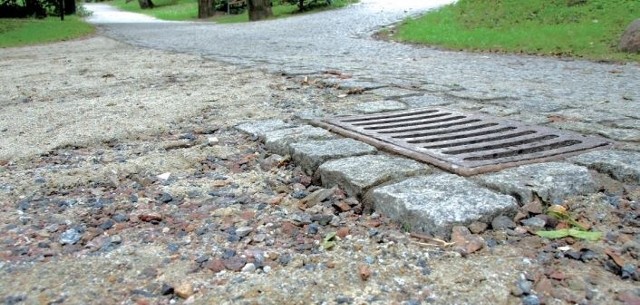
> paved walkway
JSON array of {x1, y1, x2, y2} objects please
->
[
  {"x1": 84, "y1": 1, "x2": 640, "y2": 151},
  {"x1": 82, "y1": 0, "x2": 640, "y2": 240}
]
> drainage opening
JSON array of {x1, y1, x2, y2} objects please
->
[{"x1": 313, "y1": 107, "x2": 612, "y2": 176}]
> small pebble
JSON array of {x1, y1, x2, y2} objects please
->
[
  {"x1": 621, "y1": 264, "x2": 637, "y2": 280},
  {"x1": 59, "y1": 228, "x2": 82, "y2": 245},
  {"x1": 158, "y1": 192, "x2": 173, "y2": 203},
  {"x1": 522, "y1": 295, "x2": 540, "y2": 305},
  {"x1": 160, "y1": 283, "x2": 174, "y2": 295},
  {"x1": 110, "y1": 235, "x2": 122, "y2": 244},
  {"x1": 517, "y1": 279, "x2": 533, "y2": 295},
  {"x1": 175, "y1": 282, "x2": 193, "y2": 299},
  {"x1": 307, "y1": 223, "x2": 319, "y2": 235},
  {"x1": 242, "y1": 263, "x2": 256, "y2": 273},
  {"x1": 520, "y1": 217, "x2": 546, "y2": 229},
  {"x1": 492, "y1": 215, "x2": 516, "y2": 230}
]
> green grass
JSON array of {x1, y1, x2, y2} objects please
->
[
  {"x1": 0, "y1": 16, "x2": 95, "y2": 48},
  {"x1": 394, "y1": 0, "x2": 640, "y2": 62},
  {"x1": 110, "y1": 0, "x2": 356, "y2": 23},
  {"x1": 111, "y1": 0, "x2": 198, "y2": 20}
]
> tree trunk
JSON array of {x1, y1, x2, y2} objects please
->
[
  {"x1": 247, "y1": 0, "x2": 272, "y2": 21},
  {"x1": 298, "y1": 0, "x2": 304, "y2": 11},
  {"x1": 64, "y1": 0, "x2": 76, "y2": 15},
  {"x1": 198, "y1": 0, "x2": 213, "y2": 18},
  {"x1": 138, "y1": 0, "x2": 155, "y2": 9}
]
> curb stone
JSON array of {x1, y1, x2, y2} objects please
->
[
  {"x1": 263, "y1": 125, "x2": 336, "y2": 156},
  {"x1": 235, "y1": 120, "x2": 296, "y2": 140},
  {"x1": 475, "y1": 162, "x2": 597, "y2": 205},
  {"x1": 371, "y1": 174, "x2": 518, "y2": 238},
  {"x1": 569, "y1": 150, "x2": 640, "y2": 184},
  {"x1": 317, "y1": 154, "x2": 430, "y2": 199},
  {"x1": 289, "y1": 139, "x2": 377, "y2": 175}
]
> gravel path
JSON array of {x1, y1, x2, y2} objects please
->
[{"x1": 0, "y1": 2, "x2": 639, "y2": 305}]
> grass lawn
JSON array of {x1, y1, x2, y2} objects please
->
[
  {"x1": 0, "y1": 16, "x2": 94, "y2": 48},
  {"x1": 393, "y1": 0, "x2": 640, "y2": 62},
  {"x1": 110, "y1": 0, "x2": 356, "y2": 23}
]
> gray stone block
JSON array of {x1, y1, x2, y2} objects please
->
[
  {"x1": 290, "y1": 139, "x2": 377, "y2": 175},
  {"x1": 263, "y1": 125, "x2": 336, "y2": 156},
  {"x1": 368, "y1": 87, "x2": 420, "y2": 98},
  {"x1": 475, "y1": 162, "x2": 596, "y2": 205},
  {"x1": 353, "y1": 100, "x2": 407, "y2": 114},
  {"x1": 317, "y1": 154, "x2": 430, "y2": 198},
  {"x1": 235, "y1": 119, "x2": 295, "y2": 140},
  {"x1": 371, "y1": 174, "x2": 518, "y2": 238},
  {"x1": 569, "y1": 150, "x2": 640, "y2": 184}
]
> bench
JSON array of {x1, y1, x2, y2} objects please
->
[{"x1": 227, "y1": 0, "x2": 246, "y2": 14}]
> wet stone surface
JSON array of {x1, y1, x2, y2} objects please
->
[
  {"x1": 570, "y1": 150, "x2": 640, "y2": 184},
  {"x1": 353, "y1": 100, "x2": 408, "y2": 114},
  {"x1": 263, "y1": 125, "x2": 336, "y2": 156},
  {"x1": 371, "y1": 174, "x2": 518, "y2": 238},
  {"x1": 235, "y1": 119, "x2": 296, "y2": 140},
  {"x1": 289, "y1": 138, "x2": 377, "y2": 175},
  {"x1": 475, "y1": 162, "x2": 597, "y2": 205},
  {"x1": 317, "y1": 154, "x2": 430, "y2": 198}
]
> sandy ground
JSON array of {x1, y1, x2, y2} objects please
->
[{"x1": 0, "y1": 37, "x2": 639, "y2": 305}]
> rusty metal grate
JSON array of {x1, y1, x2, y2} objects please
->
[{"x1": 311, "y1": 107, "x2": 612, "y2": 176}]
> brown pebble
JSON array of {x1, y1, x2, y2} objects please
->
[
  {"x1": 535, "y1": 276, "x2": 554, "y2": 297},
  {"x1": 514, "y1": 211, "x2": 528, "y2": 222},
  {"x1": 139, "y1": 212, "x2": 162, "y2": 223},
  {"x1": 206, "y1": 259, "x2": 226, "y2": 273},
  {"x1": 358, "y1": 265, "x2": 371, "y2": 281},
  {"x1": 336, "y1": 227, "x2": 350, "y2": 239},
  {"x1": 135, "y1": 299, "x2": 150, "y2": 305},
  {"x1": 618, "y1": 289, "x2": 640, "y2": 305},
  {"x1": 522, "y1": 199, "x2": 544, "y2": 214},
  {"x1": 268, "y1": 194, "x2": 285, "y2": 205},
  {"x1": 548, "y1": 270, "x2": 566, "y2": 281},
  {"x1": 175, "y1": 282, "x2": 193, "y2": 299},
  {"x1": 468, "y1": 221, "x2": 488, "y2": 234},
  {"x1": 366, "y1": 220, "x2": 382, "y2": 228},
  {"x1": 333, "y1": 201, "x2": 352, "y2": 212},
  {"x1": 223, "y1": 257, "x2": 247, "y2": 272},
  {"x1": 451, "y1": 226, "x2": 485, "y2": 255},
  {"x1": 280, "y1": 221, "x2": 298, "y2": 236}
]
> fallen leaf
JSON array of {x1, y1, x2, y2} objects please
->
[
  {"x1": 605, "y1": 248, "x2": 626, "y2": 267},
  {"x1": 536, "y1": 228, "x2": 602, "y2": 241},
  {"x1": 321, "y1": 231, "x2": 337, "y2": 250}
]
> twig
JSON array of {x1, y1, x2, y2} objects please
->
[{"x1": 409, "y1": 232, "x2": 455, "y2": 247}]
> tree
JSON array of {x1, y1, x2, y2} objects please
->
[
  {"x1": 137, "y1": 0, "x2": 154, "y2": 9},
  {"x1": 198, "y1": 0, "x2": 213, "y2": 18},
  {"x1": 247, "y1": 0, "x2": 271, "y2": 21}
]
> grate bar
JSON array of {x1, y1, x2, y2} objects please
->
[
  {"x1": 420, "y1": 130, "x2": 538, "y2": 149},
  {"x1": 441, "y1": 133, "x2": 558, "y2": 155},
  {"x1": 377, "y1": 120, "x2": 492, "y2": 136},
  {"x1": 400, "y1": 125, "x2": 521, "y2": 143},
  {"x1": 313, "y1": 107, "x2": 613, "y2": 176},
  {"x1": 355, "y1": 112, "x2": 453, "y2": 126}
]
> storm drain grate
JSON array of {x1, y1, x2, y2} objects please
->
[{"x1": 311, "y1": 107, "x2": 612, "y2": 176}]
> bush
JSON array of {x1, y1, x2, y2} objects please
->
[{"x1": 0, "y1": 0, "x2": 75, "y2": 18}]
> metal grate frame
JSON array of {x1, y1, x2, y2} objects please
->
[{"x1": 312, "y1": 107, "x2": 612, "y2": 176}]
